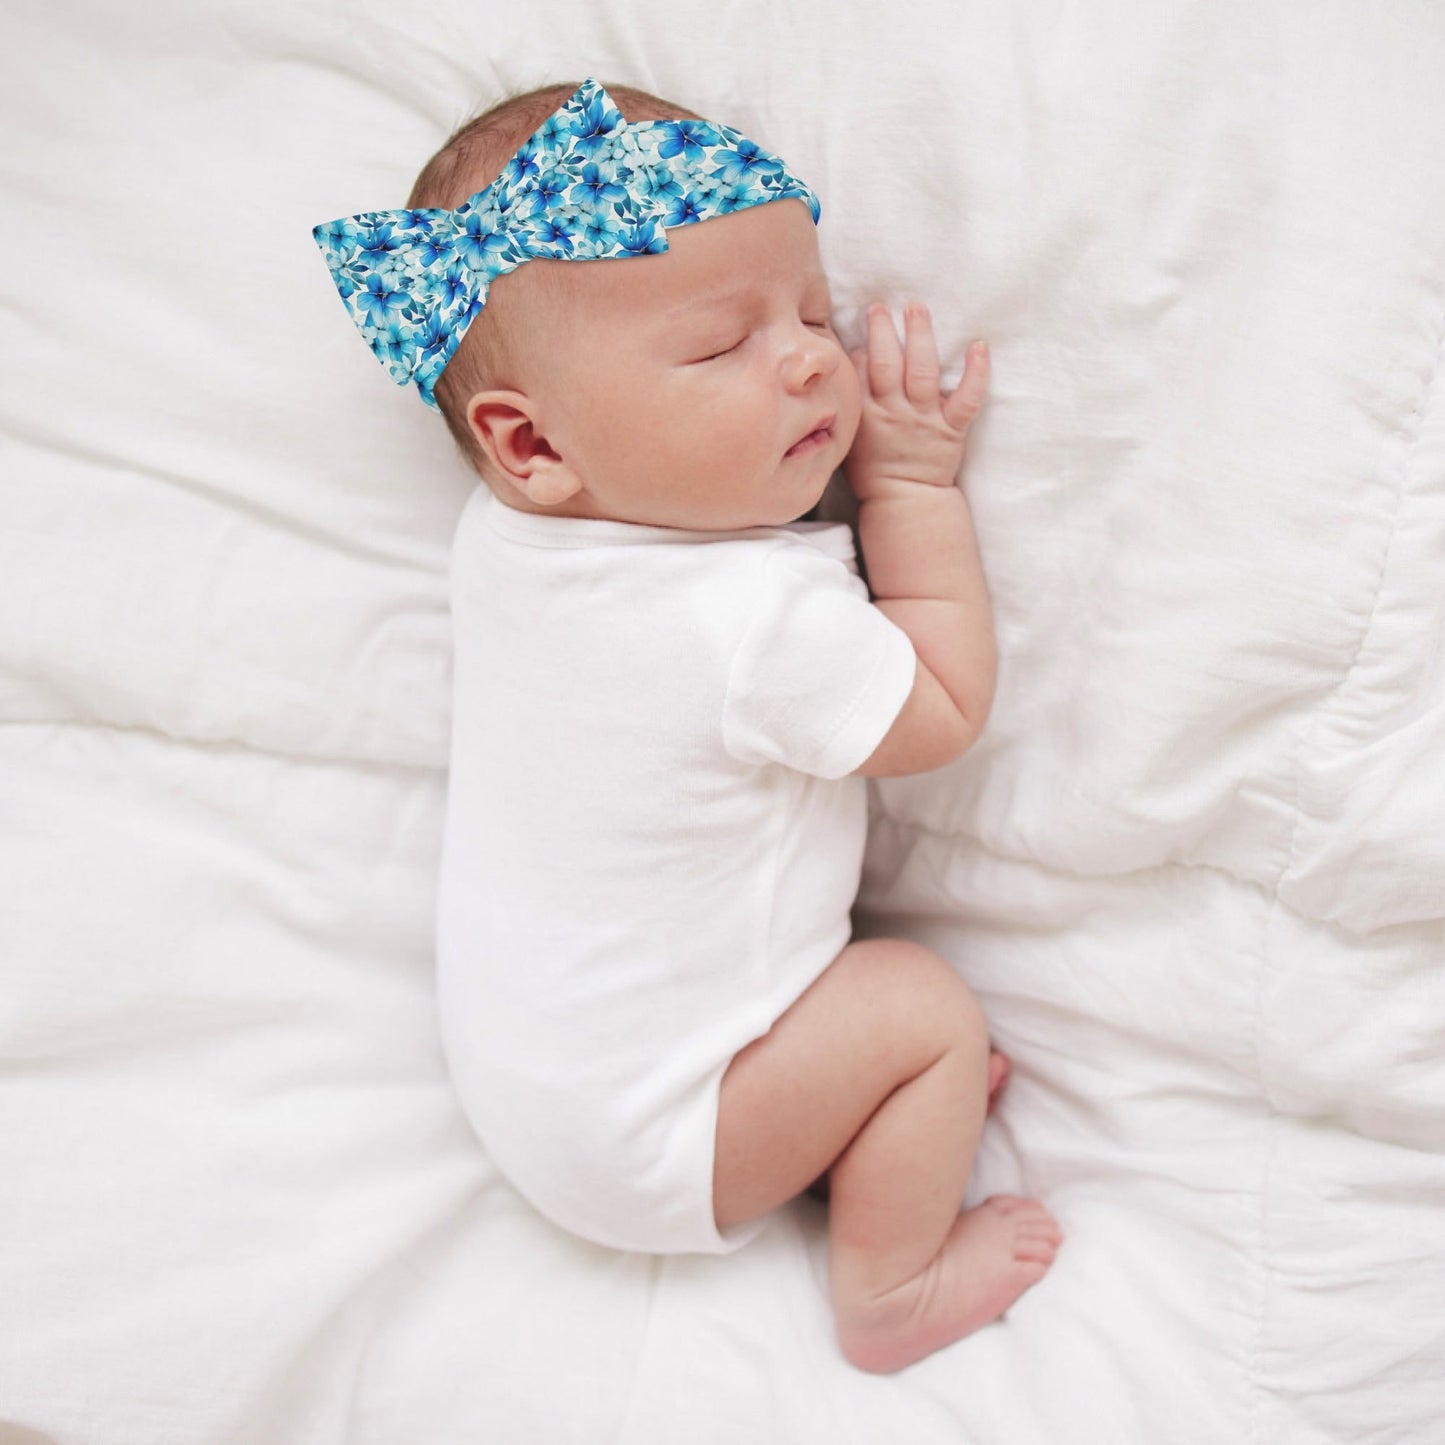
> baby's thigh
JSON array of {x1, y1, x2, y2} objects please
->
[{"x1": 713, "y1": 938, "x2": 988, "y2": 1231}]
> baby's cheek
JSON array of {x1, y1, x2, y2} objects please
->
[
  {"x1": 836, "y1": 366, "x2": 865, "y2": 448},
  {"x1": 678, "y1": 385, "x2": 740, "y2": 448}
]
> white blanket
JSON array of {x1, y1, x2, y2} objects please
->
[{"x1": 3, "y1": 2, "x2": 1442, "y2": 1441}]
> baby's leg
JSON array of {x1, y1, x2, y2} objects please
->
[
  {"x1": 714, "y1": 938, "x2": 1060, "y2": 1374},
  {"x1": 805, "y1": 1046, "x2": 1009, "y2": 1203}
]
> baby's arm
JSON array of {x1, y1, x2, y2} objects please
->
[{"x1": 842, "y1": 303, "x2": 996, "y2": 777}]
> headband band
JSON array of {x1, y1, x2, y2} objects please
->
[{"x1": 311, "y1": 76, "x2": 821, "y2": 408}]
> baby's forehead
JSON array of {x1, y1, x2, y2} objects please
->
[
  {"x1": 500, "y1": 199, "x2": 829, "y2": 339},
  {"x1": 652, "y1": 264, "x2": 832, "y2": 320},
  {"x1": 591, "y1": 216, "x2": 828, "y2": 310}
]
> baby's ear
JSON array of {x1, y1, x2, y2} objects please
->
[
  {"x1": 464, "y1": 389, "x2": 583, "y2": 506},
  {"x1": 518, "y1": 467, "x2": 583, "y2": 507}
]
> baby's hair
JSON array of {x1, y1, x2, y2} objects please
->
[{"x1": 407, "y1": 79, "x2": 705, "y2": 480}]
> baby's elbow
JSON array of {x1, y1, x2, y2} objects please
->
[
  {"x1": 951, "y1": 657, "x2": 997, "y2": 759},
  {"x1": 937, "y1": 699, "x2": 987, "y2": 770},
  {"x1": 956, "y1": 687, "x2": 993, "y2": 756},
  {"x1": 855, "y1": 701, "x2": 982, "y2": 778},
  {"x1": 854, "y1": 663, "x2": 994, "y2": 778},
  {"x1": 921, "y1": 679, "x2": 994, "y2": 772}
]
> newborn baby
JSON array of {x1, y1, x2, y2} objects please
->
[{"x1": 314, "y1": 75, "x2": 1060, "y2": 1374}]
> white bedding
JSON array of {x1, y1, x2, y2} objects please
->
[{"x1": 3, "y1": 2, "x2": 1443, "y2": 1441}]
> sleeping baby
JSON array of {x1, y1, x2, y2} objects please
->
[{"x1": 313, "y1": 75, "x2": 1060, "y2": 1374}]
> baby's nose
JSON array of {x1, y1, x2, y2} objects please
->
[{"x1": 782, "y1": 326, "x2": 840, "y2": 388}]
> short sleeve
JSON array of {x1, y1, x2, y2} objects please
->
[{"x1": 721, "y1": 538, "x2": 917, "y2": 779}]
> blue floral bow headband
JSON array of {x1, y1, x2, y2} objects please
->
[{"x1": 311, "y1": 76, "x2": 821, "y2": 409}]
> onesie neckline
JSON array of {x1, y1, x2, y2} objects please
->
[{"x1": 476, "y1": 488, "x2": 856, "y2": 560}]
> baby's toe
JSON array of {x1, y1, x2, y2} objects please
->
[
  {"x1": 988, "y1": 1194, "x2": 1033, "y2": 1214},
  {"x1": 1013, "y1": 1229, "x2": 1060, "y2": 1264}
]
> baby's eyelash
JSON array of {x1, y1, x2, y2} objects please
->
[
  {"x1": 700, "y1": 339, "x2": 743, "y2": 362},
  {"x1": 694, "y1": 319, "x2": 833, "y2": 363}
]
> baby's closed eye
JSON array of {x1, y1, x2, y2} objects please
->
[
  {"x1": 691, "y1": 318, "x2": 836, "y2": 364},
  {"x1": 694, "y1": 337, "x2": 745, "y2": 363}
]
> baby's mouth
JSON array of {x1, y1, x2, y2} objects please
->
[{"x1": 784, "y1": 414, "x2": 836, "y2": 458}]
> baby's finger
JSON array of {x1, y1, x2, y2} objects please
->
[
  {"x1": 864, "y1": 303, "x2": 904, "y2": 399},
  {"x1": 942, "y1": 339, "x2": 990, "y2": 435},
  {"x1": 902, "y1": 301, "x2": 941, "y2": 408}
]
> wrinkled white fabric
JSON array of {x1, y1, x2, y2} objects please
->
[{"x1": 3, "y1": 2, "x2": 1443, "y2": 1442}]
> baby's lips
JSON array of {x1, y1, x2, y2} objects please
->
[{"x1": 785, "y1": 413, "x2": 837, "y2": 454}]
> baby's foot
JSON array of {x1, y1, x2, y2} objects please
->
[
  {"x1": 986, "y1": 1049, "x2": 1010, "y2": 1112},
  {"x1": 836, "y1": 1196, "x2": 1061, "y2": 1374}
]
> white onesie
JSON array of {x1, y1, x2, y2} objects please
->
[{"x1": 435, "y1": 487, "x2": 917, "y2": 1255}]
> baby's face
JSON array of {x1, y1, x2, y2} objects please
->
[{"x1": 510, "y1": 197, "x2": 860, "y2": 530}]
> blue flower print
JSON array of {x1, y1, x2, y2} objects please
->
[
  {"x1": 663, "y1": 189, "x2": 712, "y2": 228},
  {"x1": 712, "y1": 138, "x2": 784, "y2": 188},
  {"x1": 568, "y1": 86, "x2": 623, "y2": 161},
  {"x1": 655, "y1": 119, "x2": 720, "y2": 168},
  {"x1": 355, "y1": 273, "x2": 410, "y2": 330},
  {"x1": 530, "y1": 167, "x2": 571, "y2": 213},
  {"x1": 315, "y1": 216, "x2": 361, "y2": 261},
  {"x1": 411, "y1": 307, "x2": 459, "y2": 372},
  {"x1": 498, "y1": 143, "x2": 543, "y2": 195},
  {"x1": 570, "y1": 159, "x2": 631, "y2": 211},
  {"x1": 373, "y1": 313, "x2": 418, "y2": 373},
  {"x1": 407, "y1": 224, "x2": 460, "y2": 273},
  {"x1": 573, "y1": 209, "x2": 626, "y2": 251},
  {"x1": 615, "y1": 217, "x2": 669, "y2": 257},
  {"x1": 517, "y1": 213, "x2": 581, "y2": 260},
  {"x1": 454, "y1": 213, "x2": 512, "y2": 275}
]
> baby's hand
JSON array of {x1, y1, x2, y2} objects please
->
[{"x1": 841, "y1": 301, "x2": 989, "y2": 504}]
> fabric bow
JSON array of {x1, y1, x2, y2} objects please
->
[{"x1": 311, "y1": 76, "x2": 821, "y2": 408}]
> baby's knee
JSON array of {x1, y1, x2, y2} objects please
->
[{"x1": 845, "y1": 937, "x2": 988, "y2": 1060}]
